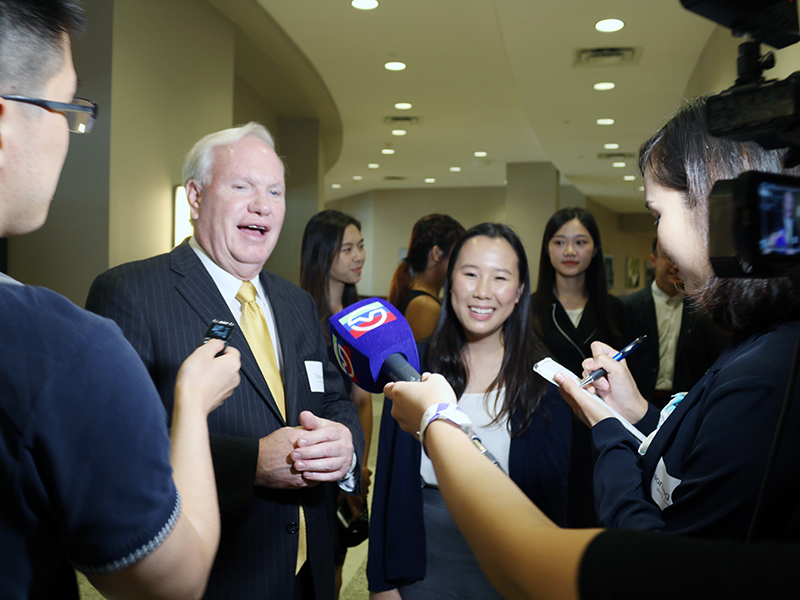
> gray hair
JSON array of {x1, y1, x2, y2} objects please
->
[
  {"x1": 183, "y1": 122, "x2": 282, "y2": 188},
  {"x1": 0, "y1": 0, "x2": 85, "y2": 96}
]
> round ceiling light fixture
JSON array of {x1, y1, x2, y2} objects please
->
[
  {"x1": 593, "y1": 82, "x2": 616, "y2": 91},
  {"x1": 352, "y1": 0, "x2": 378, "y2": 9},
  {"x1": 595, "y1": 18, "x2": 624, "y2": 32}
]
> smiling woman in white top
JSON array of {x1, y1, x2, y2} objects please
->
[{"x1": 369, "y1": 223, "x2": 573, "y2": 600}]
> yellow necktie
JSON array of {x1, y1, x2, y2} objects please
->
[
  {"x1": 235, "y1": 281, "x2": 306, "y2": 573},
  {"x1": 236, "y1": 281, "x2": 286, "y2": 418}
]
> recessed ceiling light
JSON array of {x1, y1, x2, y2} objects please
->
[
  {"x1": 425, "y1": 178, "x2": 436, "y2": 183},
  {"x1": 623, "y1": 175, "x2": 636, "y2": 181},
  {"x1": 351, "y1": 0, "x2": 378, "y2": 9},
  {"x1": 474, "y1": 151, "x2": 488, "y2": 157},
  {"x1": 597, "y1": 118, "x2": 615, "y2": 126},
  {"x1": 593, "y1": 82, "x2": 616, "y2": 91},
  {"x1": 385, "y1": 61, "x2": 406, "y2": 71},
  {"x1": 639, "y1": 186, "x2": 645, "y2": 192},
  {"x1": 450, "y1": 167, "x2": 462, "y2": 172},
  {"x1": 353, "y1": 175, "x2": 363, "y2": 181},
  {"x1": 331, "y1": 183, "x2": 342, "y2": 189},
  {"x1": 368, "y1": 163, "x2": 380, "y2": 169},
  {"x1": 391, "y1": 129, "x2": 407, "y2": 136},
  {"x1": 394, "y1": 102, "x2": 412, "y2": 110},
  {"x1": 595, "y1": 18, "x2": 624, "y2": 32},
  {"x1": 381, "y1": 148, "x2": 395, "y2": 155},
  {"x1": 604, "y1": 143, "x2": 620, "y2": 150},
  {"x1": 612, "y1": 162, "x2": 626, "y2": 168}
]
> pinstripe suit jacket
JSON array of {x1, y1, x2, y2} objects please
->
[{"x1": 86, "y1": 240, "x2": 364, "y2": 600}]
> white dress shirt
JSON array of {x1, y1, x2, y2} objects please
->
[
  {"x1": 651, "y1": 279, "x2": 684, "y2": 391},
  {"x1": 189, "y1": 237, "x2": 358, "y2": 490}
]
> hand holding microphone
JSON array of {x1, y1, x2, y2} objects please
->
[
  {"x1": 328, "y1": 297, "x2": 422, "y2": 393},
  {"x1": 329, "y1": 298, "x2": 504, "y2": 470}
]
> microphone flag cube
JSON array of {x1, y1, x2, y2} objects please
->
[{"x1": 329, "y1": 297, "x2": 420, "y2": 393}]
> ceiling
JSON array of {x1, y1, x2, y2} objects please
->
[{"x1": 225, "y1": 0, "x2": 721, "y2": 213}]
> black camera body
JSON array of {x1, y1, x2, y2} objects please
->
[{"x1": 683, "y1": 0, "x2": 800, "y2": 278}]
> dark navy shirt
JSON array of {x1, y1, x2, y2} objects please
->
[{"x1": 0, "y1": 282, "x2": 179, "y2": 598}]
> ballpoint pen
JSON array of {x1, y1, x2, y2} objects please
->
[{"x1": 579, "y1": 335, "x2": 647, "y2": 388}]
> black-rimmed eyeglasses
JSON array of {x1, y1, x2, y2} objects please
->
[{"x1": 1, "y1": 95, "x2": 97, "y2": 134}]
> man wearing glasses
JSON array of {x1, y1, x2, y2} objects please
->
[{"x1": 0, "y1": 2, "x2": 241, "y2": 598}]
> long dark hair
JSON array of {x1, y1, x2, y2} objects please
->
[
  {"x1": 388, "y1": 214, "x2": 465, "y2": 307},
  {"x1": 300, "y1": 210, "x2": 362, "y2": 331},
  {"x1": 639, "y1": 98, "x2": 800, "y2": 332},
  {"x1": 532, "y1": 207, "x2": 619, "y2": 340},
  {"x1": 428, "y1": 223, "x2": 548, "y2": 436}
]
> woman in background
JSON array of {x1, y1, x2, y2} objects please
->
[
  {"x1": 532, "y1": 207, "x2": 625, "y2": 527},
  {"x1": 388, "y1": 214, "x2": 465, "y2": 340},
  {"x1": 300, "y1": 210, "x2": 371, "y2": 596},
  {"x1": 532, "y1": 207, "x2": 625, "y2": 375},
  {"x1": 369, "y1": 223, "x2": 572, "y2": 599}
]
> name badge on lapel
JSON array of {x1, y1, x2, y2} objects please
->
[
  {"x1": 305, "y1": 360, "x2": 324, "y2": 393},
  {"x1": 651, "y1": 457, "x2": 681, "y2": 510}
]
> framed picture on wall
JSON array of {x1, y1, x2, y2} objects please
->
[
  {"x1": 626, "y1": 257, "x2": 641, "y2": 288},
  {"x1": 604, "y1": 255, "x2": 614, "y2": 289}
]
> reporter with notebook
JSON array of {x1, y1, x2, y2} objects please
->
[{"x1": 554, "y1": 98, "x2": 800, "y2": 542}]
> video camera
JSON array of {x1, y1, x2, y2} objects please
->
[{"x1": 682, "y1": 0, "x2": 800, "y2": 277}]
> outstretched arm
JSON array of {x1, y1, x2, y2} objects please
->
[
  {"x1": 385, "y1": 375, "x2": 601, "y2": 600},
  {"x1": 88, "y1": 340, "x2": 241, "y2": 600}
]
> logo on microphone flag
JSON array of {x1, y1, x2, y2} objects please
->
[
  {"x1": 339, "y1": 300, "x2": 396, "y2": 339},
  {"x1": 331, "y1": 333, "x2": 358, "y2": 384}
]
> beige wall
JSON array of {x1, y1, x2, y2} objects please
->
[
  {"x1": 109, "y1": 0, "x2": 236, "y2": 268},
  {"x1": 234, "y1": 76, "x2": 280, "y2": 135},
  {"x1": 588, "y1": 200, "x2": 655, "y2": 298},
  {"x1": 329, "y1": 186, "x2": 505, "y2": 297}
]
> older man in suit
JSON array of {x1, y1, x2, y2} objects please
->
[
  {"x1": 622, "y1": 238, "x2": 729, "y2": 408},
  {"x1": 86, "y1": 122, "x2": 364, "y2": 600}
]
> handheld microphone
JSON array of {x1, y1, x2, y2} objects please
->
[
  {"x1": 329, "y1": 297, "x2": 420, "y2": 394},
  {"x1": 330, "y1": 298, "x2": 504, "y2": 471}
]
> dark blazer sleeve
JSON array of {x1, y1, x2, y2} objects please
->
[
  {"x1": 620, "y1": 287, "x2": 659, "y2": 400},
  {"x1": 86, "y1": 258, "x2": 259, "y2": 517}
]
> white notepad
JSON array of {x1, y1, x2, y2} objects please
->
[{"x1": 533, "y1": 357, "x2": 646, "y2": 443}]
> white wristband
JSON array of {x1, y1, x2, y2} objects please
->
[{"x1": 418, "y1": 403, "x2": 473, "y2": 453}]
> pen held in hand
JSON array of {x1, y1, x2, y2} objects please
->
[{"x1": 579, "y1": 335, "x2": 647, "y2": 388}]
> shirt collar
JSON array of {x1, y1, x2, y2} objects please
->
[
  {"x1": 189, "y1": 236, "x2": 266, "y2": 301},
  {"x1": 651, "y1": 279, "x2": 683, "y2": 307}
]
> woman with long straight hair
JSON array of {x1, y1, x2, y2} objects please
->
[
  {"x1": 532, "y1": 207, "x2": 625, "y2": 527},
  {"x1": 388, "y1": 214, "x2": 465, "y2": 340},
  {"x1": 532, "y1": 207, "x2": 625, "y2": 376},
  {"x1": 300, "y1": 210, "x2": 371, "y2": 595},
  {"x1": 369, "y1": 223, "x2": 572, "y2": 600}
]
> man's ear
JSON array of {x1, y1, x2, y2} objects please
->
[
  {"x1": 649, "y1": 253, "x2": 657, "y2": 268},
  {"x1": 186, "y1": 180, "x2": 202, "y2": 220}
]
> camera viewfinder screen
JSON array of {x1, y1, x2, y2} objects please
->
[{"x1": 759, "y1": 180, "x2": 800, "y2": 255}]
